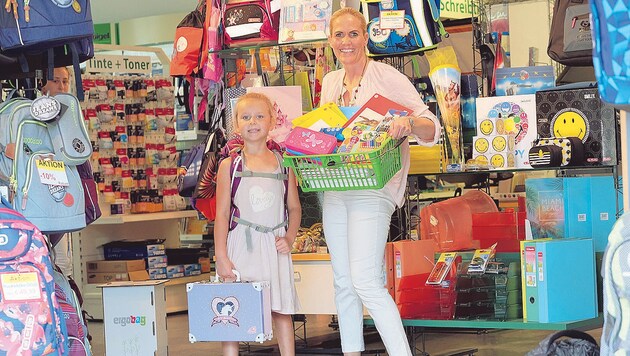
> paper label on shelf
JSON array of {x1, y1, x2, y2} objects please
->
[{"x1": 395, "y1": 251, "x2": 401, "y2": 278}]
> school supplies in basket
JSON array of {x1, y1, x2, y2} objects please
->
[{"x1": 283, "y1": 94, "x2": 407, "y2": 192}]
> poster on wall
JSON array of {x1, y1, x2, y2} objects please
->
[{"x1": 246, "y1": 86, "x2": 303, "y2": 145}]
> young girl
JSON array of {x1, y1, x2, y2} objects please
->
[{"x1": 214, "y1": 92, "x2": 301, "y2": 356}]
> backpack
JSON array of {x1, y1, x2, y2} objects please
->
[
  {"x1": 223, "y1": 0, "x2": 280, "y2": 47},
  {"x1": 53, "y1": 269, "x2": 92, "y2": 356},
  {"x1": 170, "y1": 1, "x2": 208, "y2": 77},
  {"x1": 526, "y1": 330, "x2": 600, "y2": 356},
  {"x1": 0, "y1": 0, "x2": 94, "y2": 100},
  {"x1": 590, "y1": 0, "x2": 630, "y2": 110},
  {"x1": 179, "y1": 132, "x2": 215, "y2": 198},
  {"x1": 547, "y1": 0, "x2": 593, "y2": 67},
  {"x1": 601, "y1": 212, "x2": 630, "y2": 355},
  {"x1": 0, "y1": 197, "x2": 68, "y2": 356},
  {"x1": 192, "y1": 138, "x2": 287, "y2": 224},
  {"x1": 361, "y1": 0, "x2": 446, "y2": 57},
  {"x1": 0, "y1": 97, "x2": 87, "y2": 234}
]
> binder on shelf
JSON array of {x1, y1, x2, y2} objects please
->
[{"x1": 522, "y1": 238, "x2": 597, "y2": 323}]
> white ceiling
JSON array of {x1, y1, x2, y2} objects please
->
[{"x1": 90, "y1": 0, "x2": 198, "y2": 24}]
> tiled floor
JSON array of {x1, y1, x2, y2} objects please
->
[{"x1": 86, "y1": 313, "x2": 603, "y2": 355}]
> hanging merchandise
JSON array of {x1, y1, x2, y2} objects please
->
[
  {"x1": 247, "y1": 86, "x2": 303, "y2": 145},
  {"x1": 0, "y1": 96, "x2": 89, "y2": 234},
  {"x1": 0, "y1": 197, "x2": 69, "y2": 355},
  {"x1": 223, "y1": 0, "x2": 281, "y2": 47},
  {"x1": 425, "y1": 46, "x2": 463, "y2": 169},
  {"x1": 278, "y1": 0, "x2": 333, "y2": 44},
  {"x1": 170, "y1": 1, "x2": 208, "y2": 77},
  {"x1": 361, "y1": 0, "x2": 446, "y2": 56},
  {"x1": 203, "y1": 0, "x2": 224, "y2": 83},
  {"x1": 313, "y1": 46, "x2": 335, "y2": 107},
  {"x1": 81, "y1": 74, "x2": 186, "y2": 214},
  {"x1": 0, "y1": 0, "x2": 94, "y2": 100},
  {"x1": 590, "y1": 0, "x2": 630, "y2": 110},
  {"x1": 547, "y1": 0, "x2": 593, "y2": 66}
]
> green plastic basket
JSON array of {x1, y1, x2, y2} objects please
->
[{"x1": 283, "y1": 138, "x2": 403, "y2": 192}]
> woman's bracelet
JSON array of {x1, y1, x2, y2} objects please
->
[{"x1": 408, "y1": 116, "x2": 415, "y2": 128}]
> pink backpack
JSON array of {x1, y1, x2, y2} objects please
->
[
  {"x1": 0, "y1": 198, "x2": 67, "y2": 355},
  {"x1": 223, "y1": 0, "x2": 280, "y2": 47}
]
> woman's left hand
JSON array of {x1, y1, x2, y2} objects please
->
[{"x1": 388, "y1": 116, "x2": 414, "y2": 139}]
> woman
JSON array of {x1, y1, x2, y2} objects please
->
[{"x1": 320, "y1": 8, "x2": 441, "y2": 356}]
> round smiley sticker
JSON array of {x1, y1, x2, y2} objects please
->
[
  {"x1": 475, "y1": 137, "x2": 489, "y2": 153},
  {"x1": 479, "y1": 119, "x2": 494, "y2": 135},
  {"x1": 492, "y1": 136, "x2": 507, "y2": 152}
]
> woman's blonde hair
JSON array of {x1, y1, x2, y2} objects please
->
[
  {"x1": 330, "y1": 7, "x2": 367, "y2": 34},
  {"x1": 234, "y1": 92, "x2": 276, "y2": 121}
]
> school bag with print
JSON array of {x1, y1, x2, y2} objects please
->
[
  {"x1": 223, "y1": 0, "x2": 280, "y2": 47},
  {"x1": 600, "y1": 212, "x2": 630, "y2": 355},
  {"x1": 0, "y1": 0, "x2": 94, "y2": 100},
  {"x1": 590, "y1": 0, "x2": 630, "y2": 110},
  {"x1": 0, "y1": 197, "x2": 68, "y2": 356},
  {"x1": 53, "y1": 269, "x2": 92, "y2": 355},
  {"x1": 361, "y1": 0, "x2": 446, "y2": 56},
  {"x1": 0, "y1": 97, "x2": 87, "y2": 234}
]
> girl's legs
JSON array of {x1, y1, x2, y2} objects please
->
[
  {"x1": 273, "y1": 312, "x2": 295, "y2": 356},
  {"x1": 222, "y1": 341, "x2": 239, "y2": 356}
]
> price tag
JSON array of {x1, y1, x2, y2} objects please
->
[
  {"x1": 36, "y1": 159, "x2": 69, "y2": 186},
  {"x1": 0, "y1": 272, "x2": 42, "y2": 301},
  {"x1": 30, "y1": 96, "x2": 61, "y2": 122},
  {"x1": 379, "y1": 10, "x2": 405, "y2": 30}
]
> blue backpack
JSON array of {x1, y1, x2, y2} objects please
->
[
  {"x1": 361, "y1": 0, "x2": 446, "y2": 56},
  {"x1": 590, "y1": 0, "x2": 630, "y2": 110},
  {"x1": 0, "y1": 0, "x2": 93, "y2": 99},
  {"x1": 0, "y1": 97, "x2": 88, "y2": 234}
]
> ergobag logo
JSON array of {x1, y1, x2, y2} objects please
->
[{"x1": 113, "y1": 315, "x2": 147, "y2": 327}]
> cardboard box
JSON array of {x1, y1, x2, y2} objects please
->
[
  {"x1": 148, "y1": 268, "x2": 167, "y2": 280},
  {"x1": 103, "y1": 240, "x2": 165, "y2": 260},
  {"x1": 199, "y1": 257, "x2": 211, "y2": 273},
  {"x1": 184, "y1": 264, "x2": 202, "y2": 276},
  {"x1": 476, "y1": 95, "x2": 538, "y2": 168},
  {"x1": 87, "y1": 270, "x2": 149, "y2": 284},
  {"x1": 536, "y1": 85, "x2": 619, "y2": 166},
  {"x1": 147, "y1": 255, "x2": 168, "y2": 269},
  {"x1": 87, "y1": 259, "x2": 146, "y2": 273},
  {"x1": 166, "y1": 265, "x2": 185, "y2": 279},
  {"x1": 495, "y1": 66, "x2": 555, "y2": 96}
]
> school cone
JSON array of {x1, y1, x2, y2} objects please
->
[{"x1": 426, "y1": 46, "x2": 463, "y2": 168}]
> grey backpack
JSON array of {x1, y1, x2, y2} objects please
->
[
  {"x1": 547, "y1": 0, "x2": 593, "y2": 66},
  {"x1": 0, "y1": 96, "x2": 88, "y2": 234},
  {"x1": 601, "y1": 212, "x2": 630, "y2": 355}
]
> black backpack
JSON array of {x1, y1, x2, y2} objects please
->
[
  {"x1": 527, "y1": 330, "x2": 600, "y2": 356},
  {"x1": 547, "y1": 0, "x2": 593, "y2": 67}
]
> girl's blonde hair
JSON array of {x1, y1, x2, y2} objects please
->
[
  {"x1": 234, "y1": 92, "x2": 276, "y2": 121},
  {"x1": 330, "y1": 7, "x2": 367, "y2": 34}
]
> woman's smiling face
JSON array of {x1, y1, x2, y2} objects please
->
[{"x1": 329, "y1": 13, "x2": 369, "y2": 68}]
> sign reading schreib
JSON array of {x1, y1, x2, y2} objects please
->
[
  {"x1": 85, "y1": 54, "x2": 152, "y2": 74},
  {"x1": 440, "y1": 0, "x2": 479, "y2": 19}
]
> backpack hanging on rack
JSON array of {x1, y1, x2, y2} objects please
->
[
  {"x1": 590, "y1": 0, "x2": 630, "y2": 110},
  {"x1": 547, "y1": 0, "x2": 593, "y2": 67},
  {"x1": 223, "y1": 0, "x2": 280, "y2": 47},
  {"x1": 0, "y1": 0, "x2": 94, "y2": 100},
  {"x1": 361, "y1": 0, "x2": 446, "y2": 57}
]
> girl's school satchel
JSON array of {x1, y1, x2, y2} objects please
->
[{"x1": 187, "y1": 271, "x2": 272, "y2": 343}]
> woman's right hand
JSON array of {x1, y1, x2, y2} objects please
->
[{"x1": 215, "y1": 257, "x2": 238, "y2": 282}]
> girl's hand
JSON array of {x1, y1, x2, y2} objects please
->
[
  {"x1": 388, "y1": 115, "x2": 414, "y2": 139},
  {"x1": 215, "y1": 257, "x2": 238, "y2": 282},
  {"x1": 275, "y1": 237, "x2": 292, "y2": 254}
]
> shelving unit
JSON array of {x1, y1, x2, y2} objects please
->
[{"x1": 72, "y1": 209, "x2": 206, "y2": 320}]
